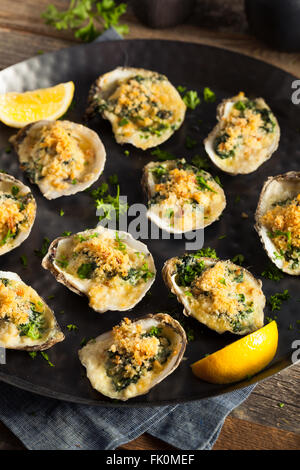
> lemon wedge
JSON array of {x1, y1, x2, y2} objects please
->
[
  {"x1": 191, "y1": 321, "x2": 278, "y2": 384},
  {"x1": 0, "y1": 82, "x2": 75, "y2": 128}
]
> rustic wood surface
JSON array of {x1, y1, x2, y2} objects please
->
[{"x1": 0, "y1": 0, "x2": 299, "y2": 451}]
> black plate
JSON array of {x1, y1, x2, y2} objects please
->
[{"x1": 0, "y1": 40, "x2": 299, "y2": 406}]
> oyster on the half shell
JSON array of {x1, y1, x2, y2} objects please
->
[
  {"x1": 204, "y1": 92, "x2": 280, "y2": 175},
  {"x1": 163, "y1": 255, "x2": 265, "y2": 335},
  {"x1": 142, "y1": 159, "x2": 226, "y2": 233},
  {"x1": 10, "y1": 120, "x2": 106, "y2": 199},
  {"x1": 0, "y1": 271, "x2": 64, "y2": 350},
  {"x1": 42, "y1": 226, "x2": 156, "y2": 313},
  {"x1": 78, "y1": 313, "x2": 187, "y2": 401},
  {"x1": 255, "y1": 171, "x2": 300, "y2": 275},
  {"x1": 0, "y1": 173, "x2": 36, "y2": 255},
  {"x1": 85, "y1": 67, "x2": 186, "y2": 150}
]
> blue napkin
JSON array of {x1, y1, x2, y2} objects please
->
[
  {"x1": 0, "y1": 380, "x2": 253, "y2": 450},
  {"x1": 0, "y1": 28, "x2": 255, "y2": 450}
]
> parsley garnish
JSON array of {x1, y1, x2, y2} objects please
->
[
  {"x1": 20, "y1": 255, "x2": 28, "y2": 267},
  {"x1": 67, "y1": 324, "x2": 78, "y2": 331},
  {"x1": 196, "y1": 174, "x2": 216, "y2": 193},
  {"x1": 62, "y1": 231, "x2": 72, "y2": 237},
  {"x1": 77, "y1": 262, "x2": 96, "y2": 279},
  {"x1": 195, "y1": 247, "x2": 218, "y2": 259},
  {"x1": 191, "y1": 154, "x2": 210, "y2": 170},
  {"x1": 0, "y1": 229, "x2": 15, "y2": 246},
  {"x1": 108, "y1": 174, "x2": 118, "y2": 185},
  {"x1": 89, "y1": 179, "x2": 128, "y2": 223},
  {"x1": 59, "y1": 208, "x2": 64, "y2": 216},
  {"x1": 182, "y1": 90, "x2": 200, "y2": 110},
  {"x1": 185, "y1": 136, "x2": 197, "y2": 149},
  {"x1": 11, "y1": 185, "x2": 19, "y2": 196},
  {"x1": 150, "y1": 147, "x2": 176, "y2": 161},
  {"x1": 40, "y1": 351, "x2": 54, "y2": 367},
  {"x1": 42, "y1": 0, "x2": 129, "y2": 42},
  {"x1": 115, "y1": 232, "x2": 126, "y2": 251},
  {"x1": 261, "y1": 264, "x2": 284, "y2": 282},
  {"x1": 119, "y1": 117, "x2": 129, "y2": 126},
  {"x1": 231, "y1": 254, "x2": 245, "y2": 265},
  {"x1": 268, "y1": 289, "x2": 290, "y2": 311},
  {"x1": 203, "y1": 87, "x2": 216, "y2": 103}
]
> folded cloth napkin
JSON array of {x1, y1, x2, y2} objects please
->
[
  {"x1": 0, "y1": 380, "x2": 254, "y2": 450},
  {"x1": 0, "y1": 28, "x2": 255, "y2": 450}
]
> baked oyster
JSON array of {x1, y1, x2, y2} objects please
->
[
  {"x1": 0, "y1": 173, "x2": 36, "y2": 255},
  {"x1": 10, "y1": 120, "x2": 106, "y2": 199},
  {"x1": 85, "y1": 67, "x2": 186, "y2": 150},
  {"x1": 0, "y1": 271, "x2": 64, "y2": 350},
  {"x1": 255, "y1": 171, "x2": 300, "y2": 275},
  {"x1": 163, "y1": 254, "x2": 265, "y2": 335},
  {"x1": 78, "y1": 313, "x2": 186, "y2": 401},
  {"x1": 142, "y1": 159, "x2": 226, "y2": 233},
  {"x1": 42, "y1": 226, "x2": 156, "y2": 313},
  {"x1": 204, "y1": 92, "x2": 280, "y2": 175}
]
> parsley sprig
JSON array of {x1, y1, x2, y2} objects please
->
[{"x1": 42, "y1": 0, "x2": 129, "y2": 42}]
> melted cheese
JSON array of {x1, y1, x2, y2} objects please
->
[
  {"x1": 100, "y1": 71, "x2": 186, "y2": 149},
  {"x1": 0, "y1": 277, "x2": 57, "y2": 348},
  {"x1": 176, "y1": 260, "x2": 265, "y2": 334},
  {"x1": 148, "y1": 161, "x2": 225, "y2": 231},
  {"x1": 0, "y1": 193, "x2": 35, "y2": 245},
  {"x1": 262, "y1": 194, "x2": 300, "y2": 260},
  {"x1": 79, "y1": 318, "x2": 178, "y2": 400},
  {"x1": 55, "y1": 231, "x2": 155, "y2": 312},
  {"x1": 214, "y1": 92, "x2": 278, "y2": 172},
  {"x1": 20, "y1": 121, "x2": 95, "y2": 191}
]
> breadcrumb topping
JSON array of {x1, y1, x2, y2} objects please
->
[{"x1": 262, "y1": 194, "x2": 300, "y2": 253}]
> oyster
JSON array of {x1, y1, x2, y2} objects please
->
[
  {"x1": 163, "y1": 254, "x2": 265, "y2": 335},
  {"x1": 204, "y1": 92, "x2": 280, "y2": 175},
  {"x1": 142, "y1": 159, "x2": 226, "y2": 233},
  {"x1": 78, "y1": 313, "x2": 187, "y2": 401},
  {"x1": 0, "y1": 173, "x2": 36, "y2": 255},
  {"x1": 255, "y1": 171, "x2": 300, "y2": 275},
  {"x1": 0, "y1": 271, "x2": 64, "y2": 350},
  {"x1": 42, "y1": 226, "x2": 156, "y2": 313},
  {"x1": 10, "y1": 120, "x2": 106, "y2": 199},
  {"x1": 85, "y1": 67, "x2": 186, "y2": 150}
]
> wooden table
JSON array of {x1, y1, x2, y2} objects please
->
[{"x1": 0, "y1": 0, "x2": 299, "y2": 451}]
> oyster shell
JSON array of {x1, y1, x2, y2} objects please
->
[
  {"x1": 10, "y1": 120, "x2": 106, "y2": 199},
  {"x1": 0, "y1": 271, "x2": 64, "y2": 351},
  {"x1": 204, "y1": 92, "x2": 280, "y2": 175},
  {"x1": 141, "y1": 159, "x2": 226, "y2": 233},
  {"x1": 255, "y1": 171, "x2": 300, "y2": 275},
  {"x1": 85, "y1": 67, "x2": 186, "y2": 150},
  {"x1": 0, "y1": 173, "x2": 36, "y2": 255},
  {"x1": 78, "y1": 313, "x2": 187, "y2": 401},
  {"x1": 163, "y1": 255, "x2": 265, "y2": 335},
  {"x1": 42, "y1": 225, "x2": 156, "y2": 313}
]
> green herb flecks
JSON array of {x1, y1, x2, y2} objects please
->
[
  {"x1": 268, "y1": 289, "x2": 290, "y2": 311},
  {"x1": 40, "y1": 351, "x2": 54, "y2": 367},
  {"x1": 77, "y1": 262, "x2": 97, "y2": 279},
  {"x1": 261, "y1": 264, "x2": 284, "y2": 282},
  {"x1": 20, "y1": 254, "x2": 28, "y2": 267},
  {"x1": 150, "y1": 147, "x2": 176, "y2": 161},
  {"x1": 176, "y1": 254, "x2": 205, "y2": 287},
  {"x1": 203, "y1": 87, "x2": 216, "y2": 103},
  {"x1": 34, "y1": 237, "x2": 50, "y2": 258},
  {"x1": 42, "y1": 0, "x2": 129, "y2": 42}
]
